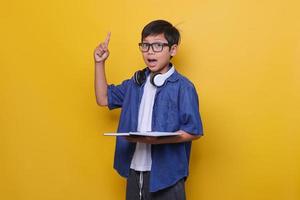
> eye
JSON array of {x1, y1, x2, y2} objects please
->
[
  {"x1": 141, "y1": 43, "x2": 150, "y2": 48},
  {"x1": 153, "y1": 43, "x2": 163, "y2": 48}
]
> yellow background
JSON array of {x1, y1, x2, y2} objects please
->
[{"x1": 1, "y1": 0, "x2": 300, "y2": 199}]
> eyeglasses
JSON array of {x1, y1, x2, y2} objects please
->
[{"x1": 138, "y1": 42, "x2": 170, "y2": 52}]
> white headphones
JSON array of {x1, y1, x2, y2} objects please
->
[{"x1": 134, "y1": 63, "x2": 175, "y2": 87}]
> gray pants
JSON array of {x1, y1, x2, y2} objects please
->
[{"x1": 126, "y1": 169, "x2": 186, "y2": 200}]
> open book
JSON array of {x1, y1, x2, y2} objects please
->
[{"x1": 103, "y1": 131, "x2": 181, "y2": 137}]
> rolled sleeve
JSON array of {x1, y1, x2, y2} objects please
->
[
  {"x1": 107, "y1": 79, "x2": 130, "y2": 110},
  {"x1": 179, "y1": 84, "x2": 203, "y2": 135}
]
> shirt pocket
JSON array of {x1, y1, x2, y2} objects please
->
[
  {"x1": 166, "y1": 100, "x2": 179, "y2": 130},
  {"x1": 155, "y1": 99, "x2": 179, "y2": 131}
]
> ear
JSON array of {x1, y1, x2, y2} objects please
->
[{"x1": 169, "y1": 44, "x2": 178, "y2": 56}]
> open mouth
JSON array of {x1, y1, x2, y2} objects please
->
[
  {"x1": 147, "y1": 59, "x2": 158, "y2": 67},
  {"x1": 147, "y1": 59, "x2": 157, "y2": 63}
]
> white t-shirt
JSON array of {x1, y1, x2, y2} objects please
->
[
  {"x1": 130, "y1": 75, "x2": 156, "y2": 171},
  {"x1": 130, "y1": 66, "x2": 175, "y2": 171}
]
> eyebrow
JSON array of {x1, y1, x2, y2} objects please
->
[{"x1": 142, "y1": 40, "x2": 168, "y2": 43}]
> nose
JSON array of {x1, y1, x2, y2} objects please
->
[{"x1": 147, "y1": 46, "x2": 155, "y2": 54}]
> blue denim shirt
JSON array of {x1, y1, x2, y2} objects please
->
[{"x1": 107, "y1": 69, "x2": 203, "y2": 192}]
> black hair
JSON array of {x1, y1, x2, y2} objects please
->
[{"x1": 141, "y1": 20, "x2": 180, "y2": 46}]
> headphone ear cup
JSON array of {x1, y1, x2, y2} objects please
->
[
  {"x1": 150, "y1": 73, "x2": 156, "y2": 86},
  {"x1": 150, "y1": 73, "x2": 164, "y2": 87},
  {"x1": 134, "y1": 70, "x2": 146, "y2": 86}
]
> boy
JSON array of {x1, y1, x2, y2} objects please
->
[{"x1": 94, "y1": 20, "x2": 203, "y2": 200}]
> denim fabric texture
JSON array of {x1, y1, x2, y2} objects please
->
[{"x1": 107, "y1": 69, "x2": 203, "y2": 192}]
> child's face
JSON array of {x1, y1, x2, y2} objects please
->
[{"x1": 140, "y1": 33, "x2": 177, "y2": 74}]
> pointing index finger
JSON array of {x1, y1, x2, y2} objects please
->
[{"x1": 104, "y1": 32, "x2": 111, "y2": 46}]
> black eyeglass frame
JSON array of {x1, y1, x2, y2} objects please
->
[{"x1": 138, "y1": 42, "x2": 170, "y2": 52}]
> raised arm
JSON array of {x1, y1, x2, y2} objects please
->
[{"x1": 94, "y1": 32, "x2": 111, "y2": 106}]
